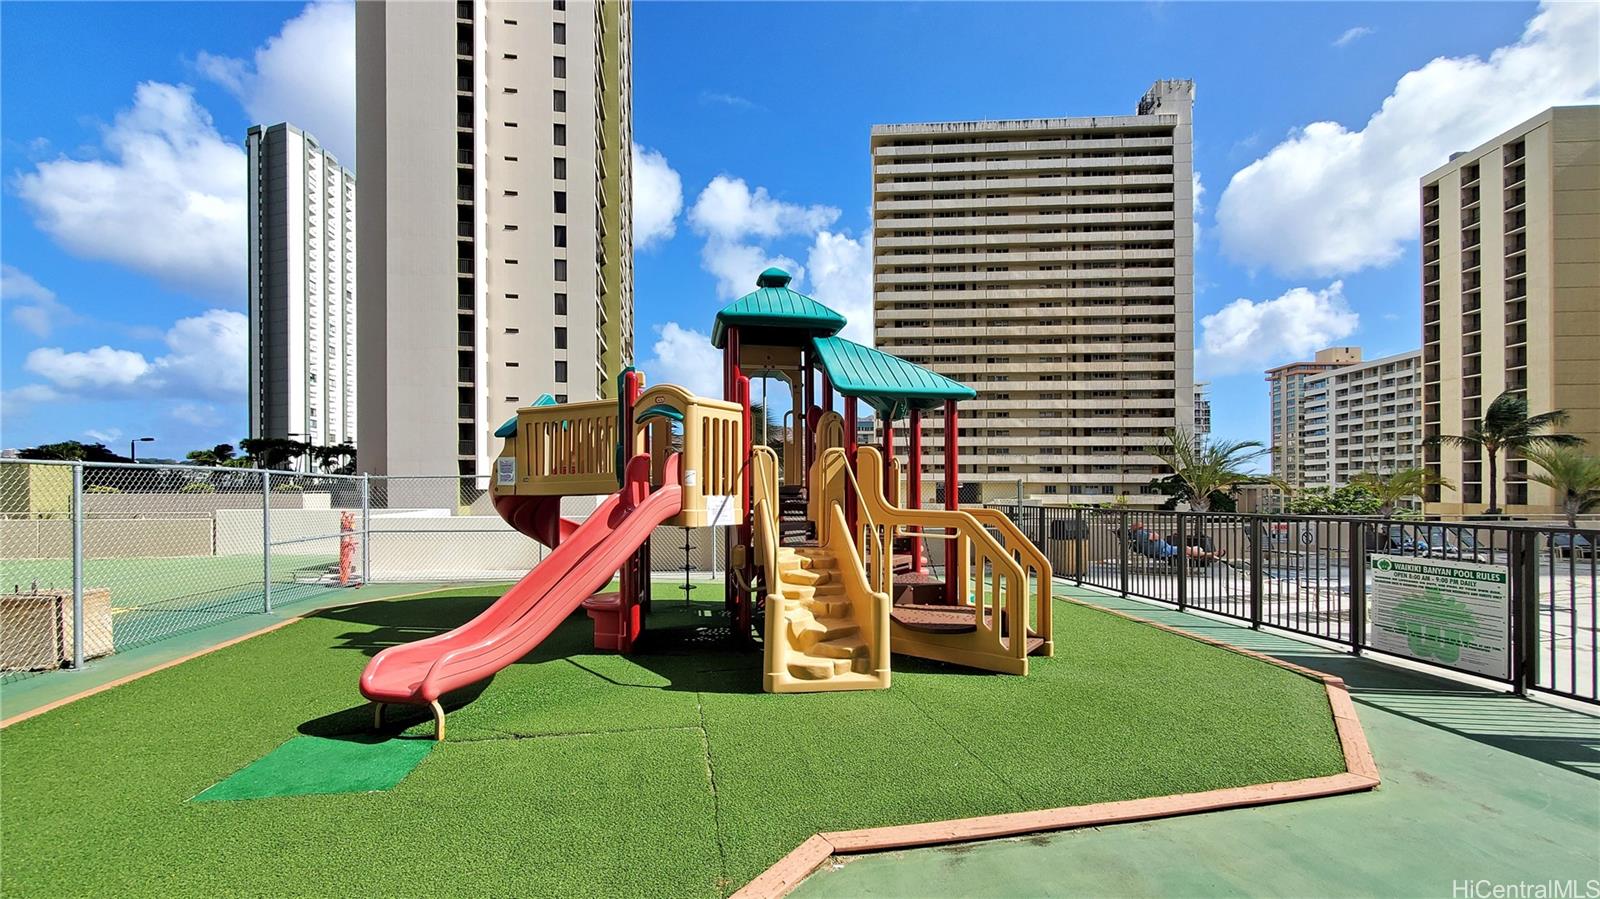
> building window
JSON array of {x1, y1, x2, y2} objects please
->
[
  {"x1": 504, "y1": 224, "x2": 519, "y2": 231},
  {"x1": 553, "y1": 89, "x2": 565, "y2": 112},
  {"x1": 554, "y1": 259, "x2": 567, "y2": 281},
  {"x1": 504, "y1": 52, "x2": 518, "y2": 59},
  {"x1": 553, "y1": 56, "x2": 565, "y2": 77},
  {"x1": 553, "y1": 123, "x2": 565, "y2": 145},
  {"x1": 554, "y1": 327, "x2": 567, "y2": 349},
  {"x1": 553, "y1": 0, "x2": 565, "y2": 9},
  {"x1": 554, "y1": 191, "x2": 566, "y2": 213},
  {"x1": 553, "y1": 22, "x2": 565, "y2": 43},
  {"x1": 553, "y1": 225, "x2": 566, "y2": 247},
  {"x1": 555, "y1": 393, "x2": 567, "y2": 403},
  {"x1": 503, "y1": 87, "x2": 518, "y2": 94},
  {"x1": 505, "y1": 327, "x2": 520, "y2": 334},
  {"x1": 506, "y1": 361, "x2": 520, "y2": 368},
  {"x1": 553, "y1": 157, "x2": 566, "y2": 179},
  {"x1": 554, "y1": 293, "x2": 567, "y2": 314},
  {"x1": 555, "y1": 361, "x2": 568, "y2": 383}
]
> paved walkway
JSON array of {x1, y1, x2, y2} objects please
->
[
  {"x1": 794, "y1": 584, "x2": 1600, "y2": 898},
  {"x1": 0, "y1": 581, "x2": 451, "y2": 722}
]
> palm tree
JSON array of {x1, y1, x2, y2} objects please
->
[
  {"x1": 1350, "y1": 467, "x2": 1453, "y2": 518},
  {"x1": 1427, "y1": 391, "x2": 1583, "y2": 514},
  {"x1": 1521, "y1": 445, "x2": 1600, "y2": 528},
  {"x1": 1151, "y1": 428, "x2": 1278, "y2": 512}
]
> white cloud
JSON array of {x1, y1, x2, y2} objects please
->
[
  {"x1": 1197, "y1": 282, "x2": 1360, "y2": 376},
  {"x1": 632, "y1": 144, "x2": 682, "y2": 250},
  {"x1": 22, "y1": 309, "x2": 247, "y2": 400},
  {"x1": 689, "y1": 175, "x2": 839, "y2": 242},
  {"x1": 84, "y1": 428, "x2": 123, "y2": 443},
  {"x1": 1333, "y1": 26, "x2": 1375, "y2": 48},
  {"x1": 641, "y1": 322, "x2": 723, "y2": 398},
  {"x1": 805, "y1": 231, "x2": 873, "y2": 345},
  {"x1": 197, "y1": 0, "x2": 355, "y2": 163},
  {"x1": 1191, "y1": 171, "x2": 1206, "y2": 215},
  {"x1": 25, "y1": 347, "x2": 152, "y2": 390},
  {"x1": 1, "y1": 264, "x2": 79, "y2": 337},
  {"x1": 1217, "y1": 1, "x2": 1600, "y2": 277},
  {"x1": 0, "y1": 384, "x2": 64, "y2": 418},
  {"x1": 13, "y1": 82, "x2": 247, "y2": 300},
  {"x1": 701, "y1": 240, "x2": 803, "y2": 300},
  {"x1": 699, "y1": 91, "x2": 758, "y2": 110},
  {"x1": 171, "y1": 403, "x2": 225, "y2": 427}
]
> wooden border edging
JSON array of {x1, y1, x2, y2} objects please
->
[
  {"x1": 732, "y1": 597, "x2": 1380, "y2": 899},
  {"x1": 0, "y1": 586, "x2": 454, "y2": 730}
]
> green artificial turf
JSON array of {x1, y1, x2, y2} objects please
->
[
  {"x1": 0, "y1": 582, "x2": 1346, "y2": 897},
  {"x1": 192, "y1": 735, "x2": 435, "y2": 802}
]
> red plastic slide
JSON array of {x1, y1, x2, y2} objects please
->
[{"x1": 360, "y1": 454, "x2": 681, "y2": 719}]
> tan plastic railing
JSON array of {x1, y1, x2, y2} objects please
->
[
  {"x1": 828, "y1": 447, "x2": 889, "y2": 595},
  {"x1": 633, "y1": 384, "x2": 744, "y2": 527},
  {"x1": 964, "y1": 507, "x2": 1053, "y2": 656},
  {"x1": 854, "y1": 447, "x2": 1034, "y2": 663},
  {"x1": 517, "y1": 399, "x2": 619, "y2": 496}
]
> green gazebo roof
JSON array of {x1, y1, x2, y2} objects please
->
[
  {"x1": 810, "y1": 335, "x2": 976, "y2": 419},
  {"x1": 710, "y1": 269, "x2": 847, "y2": 349}
]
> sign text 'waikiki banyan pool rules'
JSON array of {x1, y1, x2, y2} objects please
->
[{"x1": 1368, "y1": 554, "x2": 1511, "y2": 679}]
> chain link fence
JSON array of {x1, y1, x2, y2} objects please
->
[{"x1": 2, "y1": 460, "x2": 729, "y2": 687}]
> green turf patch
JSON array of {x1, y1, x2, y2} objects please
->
[
  {"x1": 0, "y1": 583, "x2": 1346, "y2": 897},
  {"x1": 192, "y1": 735, "x2": 434, "y2": 802}
]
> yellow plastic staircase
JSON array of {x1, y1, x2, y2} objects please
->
[{"x1": 753, "y1": 447, "x2": 890, "y2": 694}]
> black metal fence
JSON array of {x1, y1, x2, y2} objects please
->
[{"x1": 991, "y1": 503, "x2": 1599, "y2": 706}]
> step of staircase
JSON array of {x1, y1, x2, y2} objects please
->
[{"x1": 787, "y1": 652, "x2": 857, "y2": 679}]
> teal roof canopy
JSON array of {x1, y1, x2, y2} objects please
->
[
  {"x1": 810, "y1": 335, "x2": 976, "y2": 420},
  {"x1": 710, "y1": 269, "x2": 847, "y2": 349}
]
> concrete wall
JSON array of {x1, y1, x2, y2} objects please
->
[{"x1": 0, "y1": 519, "x2": 213, "y2": 559}]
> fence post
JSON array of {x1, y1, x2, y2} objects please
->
[
  {"x1": 1074, "y1": 508, "x2": 1085, "y2": 586},
  {"x1": 1118, "y1": 509, "x2": 1130, "y2": 597},
  {"x1": 71, "y1": 463, "x2": 85, "y2": 671},
  {"x1": 1249, "y1": 519, "x2": 1264, "y2": 629},
  {"x1": 1175, "y1": 513, "x2": 1187, "y2": 612},
  {"x1": 360, "y1": 474, "x2": 371, "y2": 585},
  {"x1": 1510, "y1": 529, "x2": 1539, "y2": 696},
  {"x1": 1347, "y1": 519, "x2": 1366, "y2": 654},
  {"x1": 262, "y1": 470, "x2": 273, "y2": 613}
]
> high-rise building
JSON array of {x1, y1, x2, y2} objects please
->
[
  {"x1": 1266, "y1": 347, "x2": 1360, "y2": 490},
  {"x1": 871, "y1": 80, "x2": 1196, "y2": 504},
  {"x1": 246, "y1": 123, "x2": 357, "y2": 449},
  {"x1": 1193, "y1": 381, "x2": 1211, "y2": 443},
  {"x1": 1300, "y1": 351, "x2": 1423, "y2": 491},
  {"x1": 1421, "y1": 106, "x2": 1600, "y2": 517},
  {"x1": 357, "y1": 0, "x2": 633, "y2": 478}
]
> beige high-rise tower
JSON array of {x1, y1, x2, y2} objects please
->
[
  {"x1": 1421, "y1": 106, "x2": 1600, "y2": 517},
  {"x1": 357, "y1": 0, "x2": 633, "y2": 479},
  {"x1": 870, "y1": 81, "x2": 1196, "y2": 504}
]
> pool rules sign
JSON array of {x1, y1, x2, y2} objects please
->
[{"x1": 1368, "y1": 554, "x2": 1510, "y2": 679}]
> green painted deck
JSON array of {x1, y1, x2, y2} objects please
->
[{"x1": 791, "y1": 584, "x2": 1600, "y2": 898}]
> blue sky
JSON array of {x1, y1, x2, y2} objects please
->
[{"x1": 3, "y1": 1, "x2": 1596, "y2": 463}]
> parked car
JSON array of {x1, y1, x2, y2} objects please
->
[
  {"x1": 1419, "y1": 526, "x2": 1491, "y2": 562},
  {"x1": 1547, "y1": 532, "x2": 1595, "y2": 558}
]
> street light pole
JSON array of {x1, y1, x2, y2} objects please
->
[{"x1": 130, "y1": 436, "x2": 154, "y2": 462}]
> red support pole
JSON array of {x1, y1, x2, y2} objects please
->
[
  {"x1": 944, "y1": 400, "x2": 958, "y2": 604},
  {"x1": 844, "y1": 398, "x2": 858, "y2": 537},
  {"x1": 881, "y1": 415, "x2": 896, "y2": 505},
  {"x1": 909, "y1": 409, "x2": 924, "y2": 574},
  {"x1": 801, "y1": 353, "x2": 813, "y2": 485}
]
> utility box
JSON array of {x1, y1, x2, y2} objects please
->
[{"x1": 0, "y1": 588, "x2": 113, "y2": 670}]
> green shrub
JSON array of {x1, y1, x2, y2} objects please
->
[
  {"x1": 178, "y1": 482, "x2": 217, "y2": 494},
  {"x1": 84, "y1": 485, "x2": 121, "y2": 494},
  {"x1": 272, "y1": 482, "x2": 303, "y2": 492}
]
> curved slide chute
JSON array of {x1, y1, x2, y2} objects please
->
[{"x1": 361, "y1": 454, "x2": 682, "y2": 738}]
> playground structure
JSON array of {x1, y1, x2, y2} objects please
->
[{"x1": 360, "y1": 269, "x2": 1052, "y2": 734}]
